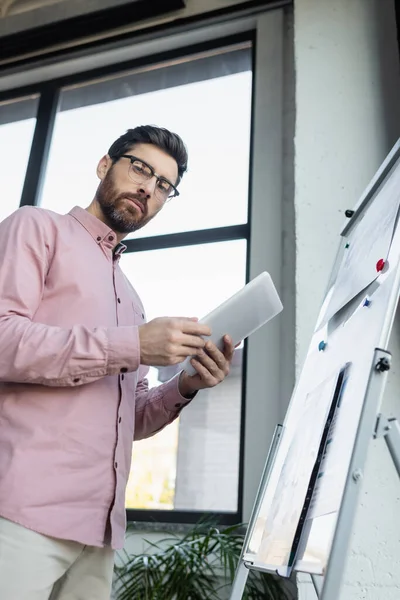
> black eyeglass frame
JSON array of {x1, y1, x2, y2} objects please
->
[{"x1": 117, "y1": 154, "x2": 180, "y2": 200}]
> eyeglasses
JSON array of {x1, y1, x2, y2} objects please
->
[{"x1": 118, "y1": 154, "x2": 179, "y2": 202}]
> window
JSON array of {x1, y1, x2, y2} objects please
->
[
  {"x1": 37, "y1": 43, "x2": 253, "y2": 519},
  {"x1": 0, "y1": 96, "x2": 38, "y2": 223},
  {"x1": 122, "y1": 240, "x2": 247, "y2": 512}
]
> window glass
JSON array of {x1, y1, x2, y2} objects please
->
[
  {"x1": 0, "y1": 96, "x2": 38, "y2": 223},
  {"x1": 39, "y1": 47, "x2": 252, "y2": 236},
  {"x1": 121, "y1": 239, "x2": 246, "y2": 511}
]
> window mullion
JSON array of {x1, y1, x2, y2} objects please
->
[
  {"x1": 123, "y1": 224, "x2": 250, "y2": 254},
  {"x1": 20, "y1": 85, "x2": 59, "y2": 207}
]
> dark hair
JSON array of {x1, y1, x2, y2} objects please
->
[{"x1": 107, "y1": 125, "x2": 188, "y2": 185}]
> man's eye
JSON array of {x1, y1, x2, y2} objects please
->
[{"x1": 158, "y1": 179, "x2": 171, "y2": 191}]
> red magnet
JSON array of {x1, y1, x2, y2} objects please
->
[{"x1": 376, "y1": 259, "x2": 385, "y2": 273}]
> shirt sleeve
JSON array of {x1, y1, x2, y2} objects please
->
[
  {"x1": 133, "y1": 365, "x2": 194, "y2": 441},
  {"x1": 0, "y1": 207, "x2": 140, "y2": 387}
]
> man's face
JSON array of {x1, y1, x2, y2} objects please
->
[{"x1": 95, "y1": 143, "x2": 179, "y2": 234}]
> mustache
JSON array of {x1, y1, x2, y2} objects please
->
[{"x1": 116, "y1": 192, "x2": 147, "y2": 212}]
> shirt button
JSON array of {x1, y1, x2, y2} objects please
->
[
  {"x1": 117, "y1": 298, "x2": 121, "y2": 303},
  {"x1": 108, "y1": 235, "x2": 114, "y2": 242},
  {"x1": 141, "y1": 313, "x2": 144, "y2": 319},
  {"x1": 121, "y1": 374, "x2": 125, "y2": 381},
  {"x1": 121, "y1": 367, "x2": 128, "y2": 373},
  {"x1": 118, "y1": 417, "x2": 122, "y2": 423},
  {"x1": 96, "y1": 236, "x2": 101, "y2": 242},
  {"x1": 73, "y1": 378, "x2": 80, "y2": 383},
  {"x1": 114, "y1": 462, "x2": 118, "y2": 469}
]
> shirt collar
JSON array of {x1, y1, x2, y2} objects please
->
[{"x1": 68, "y1": 206, "x2": 127, "y2": 256}]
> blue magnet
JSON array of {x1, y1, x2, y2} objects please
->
[
  {"x1": 363, "y1": 298, "x2": 371, "y2": 307},
  {"x1": 318, "y1": 341, "x2": 327, "y2": 352}
]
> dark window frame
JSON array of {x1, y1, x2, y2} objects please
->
[{"x1": 1, "y1": 31, "x2": 257, "y2": 527}]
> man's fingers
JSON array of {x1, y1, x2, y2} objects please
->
[
  {"x1": 205, "y1": 338, "x2": 233, "y2": 363},
  {"x1": 204, "y1": 344, "x2": 224, "y2": 365},
  {"x1": 178, "y1": 316, "x2": 198, "y2": 322},
  {"x1": 198, "y1": 346, "x2": 227, "y2": 375},
  {"x1": 223, "y1": 335, "x2": 235, "y2": 360},
  {"x1": 180, "y1": 319, "x2": 211, "y2": 337},
  {"x1": 176, "y1": 344, "x2": 208, "y2": 360},
  {"x1": 189, "y1": 357, "x2": 209, "y2": 378},
  {"x1": 179, "y1": 335, "x2": 207, "y2": 350},
  {"x1": 191, "y1": 352, "x2": 226, "y2": 385}
]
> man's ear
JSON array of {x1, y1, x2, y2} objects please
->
[{"x1": 96, "y1": 155, "x2": 112, "y2": 181}]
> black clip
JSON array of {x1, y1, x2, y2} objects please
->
[{"x1": 376, "y1": 357, "x2": 390, "y2": 372}]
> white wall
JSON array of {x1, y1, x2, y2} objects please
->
[{"x1": 294, "y1": 0, "x2": 400, "y2": 598}]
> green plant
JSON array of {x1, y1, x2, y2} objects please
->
[{"x1": 114, "y1": 523, "x2": 292, "y2": 600}]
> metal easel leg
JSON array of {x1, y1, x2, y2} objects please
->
[
  {"x1": 375, "y1": 414, "x2": 400, "y2": 477},
  {"x1": 229, "y1": 561, "x2": 251, "y2": 600},
  {"x1": 229, "y1": 424, "x2": 284, "y2": 600},
  {"x1": 311, "y1": 574, "x2": 324, "y2": 598},
  {"x1": 297, "y1": 572, "x2": 322, "y2": 600}
]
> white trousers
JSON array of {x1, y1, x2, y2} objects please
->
[{"x1": 0, "y1": 517, "x2": 115, "y2": 600}]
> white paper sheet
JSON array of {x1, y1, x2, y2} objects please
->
[
  {"x1": 307, "y1": 366, "x2": 350, "y2": 520},
  {"x1": 251, "y1": 372, "x2": 340, "y2": 569},
  {"x1": 317, "y1": 159, "x2": 400, "y2": 329}
]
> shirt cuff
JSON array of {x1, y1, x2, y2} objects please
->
[
  {"x1": 161, "y1": 371, "x2": 197, "y2": 413},
  {"x1": 106, "y1": 326, "x2": 140, "y2": 375}
]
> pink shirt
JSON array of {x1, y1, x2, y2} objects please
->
[{"x1": 0, "y1": 205, "x2": 188, "y2": 549}]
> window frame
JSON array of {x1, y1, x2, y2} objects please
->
[{"x1": 0, "y1": 7, "x2": 287, "y2": 527}]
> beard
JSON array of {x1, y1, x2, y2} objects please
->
[{"x1": 95, "y1": 168, "x2": 150, "y2": 234}]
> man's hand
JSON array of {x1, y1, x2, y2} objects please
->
[
  {"x1": 178, "y1": 335, "x2": 235, "y2": 397},
  {"x1": 138, "y1": 317, "x2": 211, "y2": 366}
]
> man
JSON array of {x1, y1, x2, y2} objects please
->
[{"x1": 0, "y1": 125, "x2": 235, "y2": 599}]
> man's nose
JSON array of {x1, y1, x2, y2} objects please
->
[{"x1": 138, "y1": 177, "x2": 157, "y2": 198}]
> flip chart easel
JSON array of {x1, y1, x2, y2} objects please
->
[{"x1": 230, "y1": 138, "x2": 400, "y2": 600}]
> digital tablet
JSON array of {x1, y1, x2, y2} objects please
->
[{"x1": 182, "y1": 271, "x2": 283, "y2": 375}]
